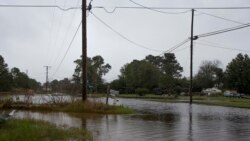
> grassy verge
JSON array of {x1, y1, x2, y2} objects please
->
[
  {"x1": 62, "y1": 100, "x2": 134, "y2": 114},
  {"x1": 193, "y1": 98, "x2": 250, "y2": 108},
  {"x1": 149, "y1": 95, "x2": 250, "y2": 108},
  {"x1": 0, "y1": 119, "x2": 92, "y2": 141},
  {"x1": 0, "y1": 100, "x2": 134, "y2": 114},
  {"x1": 118, "y1": 94, "x2": 177, "y2": 99}
]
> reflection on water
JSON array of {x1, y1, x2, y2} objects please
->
[{"x1": 12, "y1": 98, "x2": 250, "y2": 141}]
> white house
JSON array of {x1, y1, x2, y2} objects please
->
[{"x1": 202, "y1": 87, "x2": 222, "y2": 96}]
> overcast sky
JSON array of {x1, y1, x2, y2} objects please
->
[{"x1": 1, "y1": 0, "x2": 250, "y2": 83}]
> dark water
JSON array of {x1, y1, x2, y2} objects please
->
[{"x1": 12, "y1": 98, "x2": 250, "y2": 141}]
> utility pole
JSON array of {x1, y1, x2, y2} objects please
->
[
  {"x1": 44, "y1": 66, "x2": 51, "y2": 94},
  {"x1": 189, "y1": 9, "x2": 195, "y2": 104},
  {"x1": 82, "y1": 0, "x2": 87, "y2": 101}
]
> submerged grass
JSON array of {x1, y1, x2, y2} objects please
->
[
  {"x1": 150, "y1": 95, "x2": 250, "y2": 108},
  {"x1": 0, "y1": 119, "x2": 92, "y2": 141},
  {"x1": 0, "y1": 100, "x2": 134, "y2": 114},
  {"x1": 193, "y1": 98, "x2": 250, "y2": 108},
  {"x1": 62, "y1": 100, "x2": 134, "y2": 114}
]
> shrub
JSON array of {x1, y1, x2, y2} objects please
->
[{"x1": 135, "y1": 88, "x2": 149, "y2": 96}]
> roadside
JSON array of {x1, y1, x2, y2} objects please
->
[{"x1": 117, "y1": 94, "x2": 250, "y2": 108}]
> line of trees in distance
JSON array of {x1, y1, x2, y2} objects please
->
[
  {"x1": 0, "y1": 55, "x2": 41, "y2": 93},
  {"x1": 9, "y1": 52, "x2": 248, "y2": 95},
  {"x1": 49, "y1": 53, "x2": 250, "y2": 95},
  {"x1": 110, "y1": 53, "x2": 250, "y2": 95}
]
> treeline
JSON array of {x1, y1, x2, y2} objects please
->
[
  {"x1": 0, "y1": 55, "x2": 41, "y2": 92},
  {"x1": 48, "y1": 53, "x2": 250, "y2": 95},
  {"x1": 110, "y1": 53, "x2": 250, "y2": 95},
  {"x1": 48, "y1": 55, "x2": 111, "y2": 94}
]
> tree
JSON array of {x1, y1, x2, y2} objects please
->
[
  {"x1": 145, "y1": 53, "x2": 183, "y2": 78},
  {"x1": 0, "y1": 55, "x2": 12, "y2": 91},
  {"x1": 11, "y1": 67, "x2": 30, "y2": 89},
  {"x1": 120, "y1": 60, "x2": 161, "y2": 89},
  {"x1": 225, "y1": 53, "x2": 250, "y2": 94},
  {"x1": 73, "y1": 55, "x2": 111, "y2": 93},
  {"x1": 193, "y1": 60, "x2": 223, "y2": 91},
  {"x1": 116, "y1": 53, "x2": 183, "y2": 94}
]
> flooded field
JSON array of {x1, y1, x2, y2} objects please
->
[{"x1": 9, "y1": 98, "x2": 250, "y2": 141}]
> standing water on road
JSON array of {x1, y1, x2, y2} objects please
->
[{"x1": 13, "y1": 98, "x2": 250, "y2": 141}]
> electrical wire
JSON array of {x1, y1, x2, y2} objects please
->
[
  {"x1": 0, "y1": 4, "x2": 81, "y2": 11},
  {"x1": 49, "y1": 0, "x2": 68, "y2": 64},
  {"x1": 158, "y1": 38, "x2": 190, "y2": 56},
  {"x1": 174, "y1": 45, "x2": 189, "y2": 53},
  {"x1": 196, "y1": 22, "x2": 250, "y2": 38},
  {"x1": 196, "y1": 10, "x2": 245, "y2": 25},
  {"x1": 52, "y1": 21, "x2": 82, "y2": 77},
  {"x1": 52, "y1": 0, "x2": 80, "y2": 66},
  {"x1": 102, "y1": 7, "x2": 117, "y2": 13},
  {"x1": 1, "y1": 4, "x2": 250, "y2": 10},
  {"x1": 129, "y1": 0, "x2": 191, "y2": 14},
  {"x1": 90, "y1": 11, "x2": 164, "y2": 52},
  {"x1": 46, "y1": 0, "x2": 57, "y2": 64},
  {"x1": 196, "y1": 41, "x2": 250, "y2": 53},
  {"x1": 92, "y1": 6, "x2": 250, "y2": 10}
]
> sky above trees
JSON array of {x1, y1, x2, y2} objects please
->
[{"x1": 0, "y1": 0, "x2": 250, "y2": 83}]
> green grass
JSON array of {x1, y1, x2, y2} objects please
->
[
  {"x1": 118, "y1": 94, "x2": 177, "y2": 99},
  {"x1": 117, "y1": 94, "x2": 250, "y2": 108},
  {"x1": 0, "y1": 100, "x2": 134, "y2": 114},
  {"x1": 62, "y1": 100, "x2": 134, "y2": 114},
  {"x1": 149, "y1": 95, "x2": 250, "y2": 108},
  {"x1": 0, "y1": 119, "x2": 92, "y2": 141},
  {"x1": 193, "y1": 97, "x2": 250, "y2": 108}
]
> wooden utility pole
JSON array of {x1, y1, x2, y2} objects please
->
[
  {"x1": 106, "y1": 85, "x2": 110, "y2": 105},
  {"x1": 189, "y1": 9, "x2": 194, "y2": 104},
  {"x1": 82, "y1": 0, "x2": 87, "y2": 101},
  {"x1": 44, "y1": 66, "x2": 51, "y2": 94}
]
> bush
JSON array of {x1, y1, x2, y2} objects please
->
[
  {"x1": 0, "y1": 97, "x2": 14, "y2": 108},
  {"x1": 135, "y1": 88, "x2": 149, "y2": 96}
]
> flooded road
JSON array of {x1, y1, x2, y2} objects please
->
[{"x1": 13, "y1": 98, "x2": 250, "y2": 141}]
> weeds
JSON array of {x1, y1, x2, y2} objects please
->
[{"x1": 0, "y1": 119, "x2": 92, "y2": 141}]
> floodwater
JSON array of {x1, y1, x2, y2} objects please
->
[{"x1": 10, "y1": 98, "x2": 250, "y2": 141}]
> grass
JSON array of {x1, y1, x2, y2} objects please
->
[
  {"x1": 62, "y1": 100, "x2": 134, "y2": 114},
  {"x1": 118, "y1": 94, "x2": 250, "y2": 108},
  {"x1": 117, "y1": 94, "x2": 177, "y2": 99},
  {"x1": 0, "y1": 99, "x2": 134, "y2": 114},
  {"x1": 148, "y1": 95, "x2": 250, "y2": 108},
  {"x1": 193, "y1": 97, "x2": 250, "y2": 108},
  {"x1": 0, "y1": 119, "x2": 92, "y2": 141}
]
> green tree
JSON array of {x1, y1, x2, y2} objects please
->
[
  {"x1": 146, "y1": 53, "x2": 183, "y2": 92},
  {"x1": 0, "y1": 55, "x2": 12, "y2": 91},
  {"x1": 11, "y1": 67, "x2": 30, "y2": 89},
  {"x1": 120, "y1": 60, "x2": 161, "y2": 89},
  {"x1": 73, "y1": 55, "x2": 111, "y2": 93},
  {"x1": 193, "y1": 60, "x2": 223, "y2": 91},
  {"x1": 225, "y1": 53, "x2": 250, "y2": 94}
]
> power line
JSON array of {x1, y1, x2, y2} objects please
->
[
  {"x1": 0, "y1": 4, "x2": 81, "y2": 11},
  {"x1": 158, "y1": 38, "x2": 190, "y2": 56},
  {"x1": 51, "y1": 0, "x2": 80, "y2": 66},
  {"x1": 196, "y1": 41, "x2": 250, "y2": 53},
  {"x1": 196, "y1": 10, "x2": 245, "y2": 24},
  {"x1": 1, "y1": 4, "x2": 250, "y2": 10},
  {"x1": 52, "y1": 20, "x2": 82, "y2": 77},
  {"x1": 46, "y1": 0, "x2": 57, "y2": 64},
  {"x1": 196, "y1": 22, "x2": 250, "y2": 38},
  {"x1": 49, "y1": 0, "x2": 68, "y2": 65},
  {"x1": 90, "y1": 11, "x2": 164, "y2": 52},
  {"x1": 129, "y1": 0, "x2": 191, "y2": 14},
  {"x1": 174, "y1": 45, "x2": 190, "y2": 53},
  {"x1": 92, "y1": 6, "x2": 250, "y2": 10}
]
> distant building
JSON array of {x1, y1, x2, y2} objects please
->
[{"x1": 202, "y1": 87, "x2": 222, "y2": 96}]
